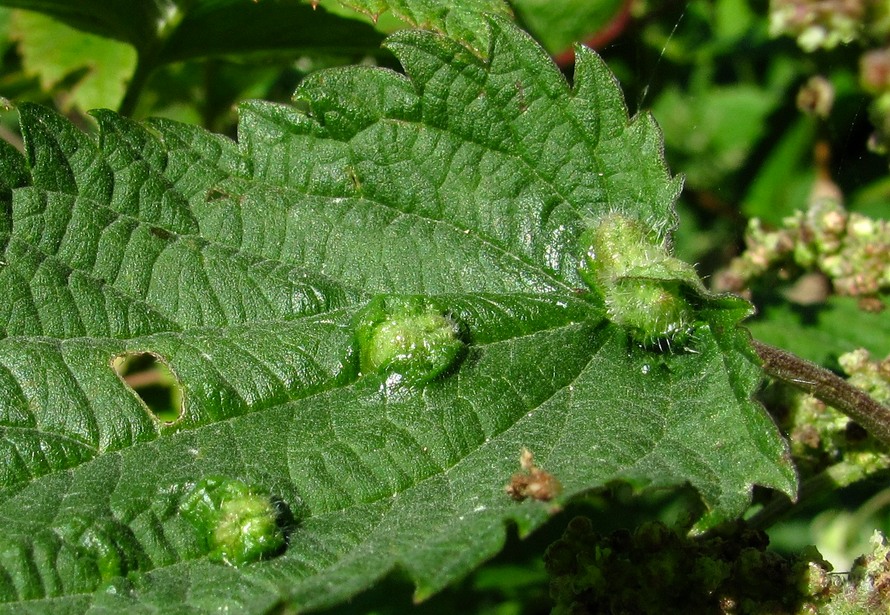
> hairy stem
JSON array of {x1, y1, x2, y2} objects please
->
[{"x1": 752, "y1": 339, "x2": 890, "y2": 447}]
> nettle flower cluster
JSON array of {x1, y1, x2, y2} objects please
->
[
  {"x1": 715, "y1": 199, "x2": 890, "y2": 311},
  {"x1": 770, "y1": 0, "x2": 890, "y2": 150},
  {"x1": 546, "y1": 517, "x2": 837, "y2": 614},
  {"x1": 768, "y1": 0, "x2": 872, "y2": 51},
  {"x1": 546, "y1": 517, "x2": 890, "y2": 614}
]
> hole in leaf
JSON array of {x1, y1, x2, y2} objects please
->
[{"x1": 112, "y1": 351, "x2": 183, "y2": 423}]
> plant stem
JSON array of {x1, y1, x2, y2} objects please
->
[
  {"x1": 0, "y1": 124, "x2": 24, "y2": 153},
  {"x1": 752, "y1": 339, "x2": 890, "y2": 447},
  {"x1": 122, "y1": 368, "x2": 166, "y2": 389}
]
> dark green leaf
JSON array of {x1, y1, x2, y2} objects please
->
[
  {"x1": 0, "y1": 1, "x2": 385, "y2": 63},
  {"x1": 511, "y1": 0, "x2": 626, "y2": 54},
  {"x1": 0, "y1": 19, "x2": 793, "y2": 612}
]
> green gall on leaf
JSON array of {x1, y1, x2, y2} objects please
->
[
  {"x1": 180, "y1": 477, "x2": 286, "y2": 567},
  {"x1": 579, "y1": 213, "x2": 702, "y2": 349},
  {"x1": 80, "y1": 526, "x2": 129, "y2": 583},
  {"x1": 579, "y1": 214, "x2": 667, "y2": 283},
  {"x1": 57, "y1": 515, "x2": 150, "y2": 584},
  {"x1": 354, "y1": 296, "x2": 465, "y2": 386},
  {"x1": 606, "y1": 279, "x2": 694, "y2": 348}
]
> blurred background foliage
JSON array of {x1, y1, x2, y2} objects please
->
[{"x1": 0, "y1": 0, "x2": 888, "y2": 611}]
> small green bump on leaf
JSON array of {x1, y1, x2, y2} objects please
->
[
  {"x1": 606, "y1": 279, "x2": 694, "y2": 347},
  {"x1": 578, "y1": 213, "x2": 667, "y2": 283},
  {"x1": 579, "y1": 213, "x2": 700, "y2": 348},
  {"x1": 354, "y1": 296, "x2": 465, "y2": 386},
  {"x1": 180, "y1": 477, "x2": 286, "y2": 567},
  {"x1": 56, "y1": 515, "x2": 149, "y2": 585}
]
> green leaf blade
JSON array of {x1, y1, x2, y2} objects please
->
[
  {"x1": 0, "y1": 1, "x2": 386, "y2": 64},
  {"x1": 11, "y1": 10, "x2": 137, "y2": 113},
  {"x1": 320, "y1": 0, "x2": 514, "y2": 54},
  {"x1": 0, "y1": 19, "x2": 794, "y2": 613}
]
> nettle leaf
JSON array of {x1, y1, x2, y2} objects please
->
[
  {"x1": 313, "y1": 0, "x2": 513, "y2": 53},
  {"x1": 511, "y1": 0, "x2": 628, "y2": 54},
  {"x1": 0, "y1": 0, "x2": 384, "y2": 63},
  {"x1": 10, "y1": 10, "x2": 137, "y2": 113},
  {"x1": 0, "y1": 18, "x2": 794, "y2": 613}
]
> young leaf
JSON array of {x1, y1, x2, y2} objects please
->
[
  {"x1": 10, "y1": 10, "x2": 137, "y2": 113},
  {"x1": 0, "y1": 18, "x2": 794, "y2": 612}
]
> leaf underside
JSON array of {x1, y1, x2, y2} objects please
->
[{"x1": 0, "y1": 18, "x2": 794, "y2": 614}]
